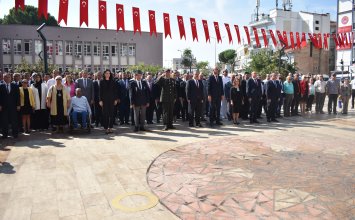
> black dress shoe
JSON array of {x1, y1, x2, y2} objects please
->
[
  {"x1": 267, "y1": 119, "x2": 271, "y2": 123},
  {"x1": 271, "y1": 119, "x2": 279, "y2": 122},
  {"x1": 189, "y1": 124, "x2": 194, "y2": 127},
  {"x1": 133, "y1": 127, "x2": 139, "y2": 132},
  {"x1": 216, "y1": 122, "x2": 223, "y2": 126},
  {"x1": 113, "y1": 122, "x2": 118, "y2": 126},
  {"x1": 162, "y1": 126, "x2": 169, "y2": 131},
  {"x1": 140, "y1": 127, "x2": 146, "y2": 131},
  {"x1": 196, "y1": 124, "x2": 203, "y2": 128},
  {"x1": 254, "y1": 120, "x2": 260, "y2": 124},
  {"x1": 156, "y1": 120, "x2": 160, "y2": 123},
  {"x1": 120, "y1": 122, "x2": 124, "y2": 125},
  {"x1": 169, "y1": 126, "x2": 176, "y2": 129}
]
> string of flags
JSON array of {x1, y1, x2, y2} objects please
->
[{"x1": 13, "y1": 0, "x2": 354, "y2": 51}]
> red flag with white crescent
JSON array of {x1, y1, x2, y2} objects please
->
[
  {"x1": 214, "y1": 22, "x2": 222, "y2": 43},
  {"x1": 149, "y1": 10, "x2": 157, "y2": 37},
  {"x1": 98, "y1": 0, "x2": 107, "y2": 29},
  {"x1": 177, "y1": 15, "x2": 186, "y2": 40},
  {"x1": 318, "y1": 33, "x2": 322, "y2": 49},
  {"x1": 308, "y1": 33, "x2": 319, "y2": 48},
  {"x1": 116, "y1": 4, "x2": 125, "y2": 32},
  {"x1": 234, "y1": 25, "x2": 241, "y2": 44},
  {"x1": 15, "y1": 0, "x2": 25, "y2": 11},
  {"x1": 253, "y1": 27, "x2": 260, "y2": 47},
  {"x1": 244, "y1": 26, "x2": 251, "y2": 45},
  {"x1": 301, "y1": 32, "x2": 307, "y2": 48},
  {"x1": 132, "y1": 7, "x2": 141, "y2": 35},
  {"x1": 261, "y1": 29, "x2": 268, "y2": 47},
  {"x1": 276, "y1": 30, "x2": 284, "y2": 45},
  {"x1": 323, "y1": 33, "x2": 328, "y2": 50},
  {"x1": 58, "y1": 0, "x2": 69, "y2": 25},
  {"x1": 289, "y1": 32, "x2": 295, "y2": 49},
  {"x1": 269, "y1": 30, "x2": 278, "y2": 47},
  {"x1": 283, "y1": 31, "x2": 289, "y2": 46},
  {"x1": 163, "y1": 13, "x2": 171, "y2": 39},
  {"x1": 338, "y1": 33, "x2": 344, "y2": 47},
  {"x1": 202, "y1": 20, "x2": 210, "y2": 43},
  {"x1": 296, "y1": 32, "x2": 301, "y2": 48},
  {"x1": 80, "y1": 0, "x2": 88, "y2": 26},
  {"x1": 225, "y1": 23, "x2": 233, "y2": 44},
  {"x1": 38, "y1": 0, "x2": 48, "y2": 19},
  {"x1": 332, "y1": 34, "x2": 339, "y2": 48},
  {"x1": 190, "y1": 18, "x2": 198, "y2": 42}
]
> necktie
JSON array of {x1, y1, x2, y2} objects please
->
[
  {"x1": 216, "y1": 76, "x2": 218, "y2": 82},
  {"x1": 125, "y1": 80, "x2": 128, "y2": 89},
  {"x1": 274, "y1": 81, "x2": 276, "y2": 87},
  {"x1": 7, "y1": 84, "x2": 10, "y2": 94},
  {"x1": 138, "y1": 81, "x2": 141, "y2": 90},
  {"x1": 84, "y1": 79, "x2": 86, "y2": 88},
  {"x1": 196, "y1": 80, "x2": 199, "y2": 88}
]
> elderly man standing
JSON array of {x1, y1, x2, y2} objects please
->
[
  {"x1": 208, "y1": 67, "x2": 224, "y2": 126},
  {"x1": 221, "y1": 69, "x2": 231, "y2": 119},
  {"x1": 314, "y1": 75, "x2": 327, "y2": 114},
  {"x1": 76, "y1": 70, "x2": 94, "y2": 108},
  {"x1": 68, "y1": 88, "x2": 92, "y2": 129},
  {"x1": 326, "y1": 73, "x2": 340, "y2": 114},
  {"x1": 247, "y1": 72, "x2": 262, "y2": 124}
]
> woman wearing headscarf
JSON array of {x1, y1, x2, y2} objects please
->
[
  {"x1": 100, "y1": 69, "x2": 119, "y2": 134},
  {"x1": 31, "y1": 73, "x2": 49, "y2": 130}
]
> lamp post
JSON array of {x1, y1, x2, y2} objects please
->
[
  {"x1": 211, "y1": 36, "x2": 226, "y2": 67},
  {"x1": 37, "y1": 23, "x2": 48, "y2": 74},
  {"x1": 278, "y1": 39, "x2": 287, "y2": 74}
]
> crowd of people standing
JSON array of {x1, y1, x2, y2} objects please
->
[{"x1": 0, "y1": 68, "x2": 354, "y2": 139}]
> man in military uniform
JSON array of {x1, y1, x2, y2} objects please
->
[{"x1": 155, "y1": 69, "x2": 177, "y2": 131}]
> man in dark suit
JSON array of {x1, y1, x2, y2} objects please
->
[
  {"x1": 266, "y1": 73, "x2": 281, "y2": 122},
  {"x1": 179, "y1": 74, "x2": 189, "y2": 122},
  {"x1": 186, "y1": 71, "x2": 204, "y2": 127},
  {"x1": 247, "y1": 72, "x2": 262, "y2": 124},
  {"x1": 93, "y1": 72, "x2": 103, "y2": 127},
  {"x1": 240, "y1": 72, "x2": 250, "y2": 120},
  {"x1": 145, "y1": 73, "x2": 155, "y2": 124},
  {"x1": 153, "y1": 74, "x2": 163, "y2": 123},
  {"x1": 118, "y1": 72, "x2": 131, "y2": 125},
  {"x1": 291, "y1": 73, "x2": 301, "y2": 116},
  {"x1": 208, "y1": 67, "x2": 224, "y2": 126},
  {"x1": 76, "y1": 70, "x2": 95, "y2": 125},
  {"x1": 130, "y1": 70, "x2": 150, "y2": 132},
  {"x1": 0, "y1": 73, "x2": 20, "y2": 138}
]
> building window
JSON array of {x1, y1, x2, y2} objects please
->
[
  {"x1": 75, "y1": 42, "x2": 82, "y2": 56},
  {"x1": 93, "y1": 65, "x2": 101, "y2": 72},
  {"x1": 3, "y1": 64, "x2": 12, "y2": 72},
  {"x1": 35, "y1": 40, "x2": 43, "y2": 56},
  {"x1": 112, "y1": 66, "x2": 120, "y2": 73},
  {"x1": 66, "y1": 41, "x2": 73, "y2": 55},
  {"x1": 103, "y1": 43, "x2": 109, "y2": 56},
  {"x1": 315, "y1": 20, "x2": 319, "y2": 24},
  {"x1": 111, "y1": 44, "x2": 117, "y2": 56},
  {"x1": 120, "y1": 44, "x2": 127, "y2": 56},
  {"x1": 93, "y1": 42, "x2": 100, "y2": 56},
  {"x1": 2, "y1": 39, "x2": 11, "y2": 54},
  {"x1": 128, "y1": 44, "x2": 136, "y2": 56},
  {"x1": 56, "y1": 41, "x2": 63, "y2": 56},
  {"x1": 84, "y1": 65, "x2": 92, "y2": 73},
  {"x1": 315, "y1": 27, "x2": 319, "y2": 31},
  {"x1": 24, "y1": 40, "x2": 32, "y2": 55},
  {"x1": 46, "y1": 40, "x2": 53, "y2": 55},
  {"x1": 84, "y1": 42, "x2": 91, "y2": 56},
  {"x1": 13, "y1": 39, "x2": 22, "y2": 54}
]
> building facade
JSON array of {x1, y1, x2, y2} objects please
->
[{"x1": 0, "y1": 24, "x2": 163, "y2": 73}]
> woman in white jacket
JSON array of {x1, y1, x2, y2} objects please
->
[{"x1": 31, "y1": 73, "x2": 49, "y2": 130}]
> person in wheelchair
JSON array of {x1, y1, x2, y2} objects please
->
[{"x1": 68, "y1": 88, "x2": 92, "y2": 129}]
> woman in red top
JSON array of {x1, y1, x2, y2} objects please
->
[{"x1": 299, "y1": 75, "x2": 309, "y2": 115}]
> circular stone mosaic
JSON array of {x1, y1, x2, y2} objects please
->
[{"x1": 147, "y1": 138, "x2": 355, "y2": 219}]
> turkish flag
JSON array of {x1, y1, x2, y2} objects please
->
[
  {"x1": 276, "y1": 30, "x2": 284, "y2": 45},
  {"x1": 116, "y1": 4, "x2": 125, "y2": 32},
  {"x1": 308, "y1": 33, "x2": 319, "y2": 48},
  {"x1": 269, "y1": 30, "x2": 278, "y2": 47},
  {"x1": 296, "y1": 32, "x2": 301, "y2": 48},
  {"x1": 253, "y1": 27, "x2": 260, "y2": 47},
  {"x1": 261, "y1": 29, "x2": 268, "y2": 47},
  {"x1": 337, "y1": 34, "x2": 344, "y2": 47},
  {"x1": 244, "y1": 26, "x2": 251, "y2": 45},
  {"x1": 38, "y1": 0, "x2": 48, "y2": 19},
  {"x1": 344, "y1": 32, "x2": 349, "y2": 46},
  {"x1": 290, "y1": 32, "x2": 295, "y2": 49},
  {"x1": 301, "y1": 32, "x2": 307, "y2": 47},
  {"x1": 332, "y1": 34, "x2": 339, "y2": 48},
  {"x1": 318, "y1": 33, "x2": 322, "y2": 49},
  {"x1": 202, "y1": 20, "x2": 210, "y2": 43},
  {"x1": 15, "y1": 0, "x2": 25, "y2": 11},
  {"x1": 283, "y1": 31, "x2": 289, "y2": 46},
  {"x1": 225, "y1": 24, "x2": 233, "y2": 44},
  {"x1": 234, "y1": 25, "x2": 241, "y2": 44},
  {"x1": 58, "y1": 0, "x2": 69, "y2": 25},
  {"x1": 214, "y1": 22, "x2": 222, "y2": 43},
  {"x1": 190, "y1": 18, "x2": 198, "y2": 42},
  {"x1": 149, "y1": 10, "x2": 157, "y2": 37},
  {"x1": 163, "y1": 13, "x2": 172, "y2": 39},
  {"x1": 177, "y1": 16, "x2": 186, "y2": 40},
  {"x1": 132, "y1": 7, "x2": 141, "y2": 35},
  {"x1": 80, "y1": 0, "x2": 88, "y2": 26},
  {"x1": 323, "y1": 33, "x2": 328, "y2": 50},
  {"x1": 98, "y1": 0, "x2": 107, "y2": 29}
]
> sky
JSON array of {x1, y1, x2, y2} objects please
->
[{"x1": 0, "y1": 0, "x2": 337, "y2": 68}]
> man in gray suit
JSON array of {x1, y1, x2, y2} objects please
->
[{"x1": 76, "y1": 70, "x2": 94, "y2": 105}]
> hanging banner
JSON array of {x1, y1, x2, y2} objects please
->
[
  {"x1": 283, "y1": 31, "x2": 289, "y2": 46},
  {"x1": 308, "y1": 33, "x2": 319, "y2": 48},
  {"x1": 202, "y1": 20, "x2": 210, "y2": 43},
  {"x1": 116, "y1": 4, "x2": 125, "y2": 32},
  {"x1": 38, "y1": 0, "x2": 48, "y2": 19},
  {"x1": 289, "y1": 32, "x2": 295, "y2": 49},
  {"x1": 301, "y1": 32, "x2": 307, "y2": 48},
  {"x1": 317, "y1": 33, "x2": 322, "y2": 49},
  {"x1": 80, "y1": 0, "x2": 89, "y2": 26},
  {"x1": 190, "y1": 18, "x2": 198, "y2": 42},
  {"x1": 15, "y1": 0, "x2": 25, "y2": 11},
  {"x1": 269, "y1": 30, "x2": 278, "y2": 47},
  {"x1": 163, "y1": 13, "x2": 172, "y2": 39},
  {"x1": 149, "y1": 10, "x2": 157, "y2": 37},
  {"x1": 253, "y1": 27, "x2": 260, "y2": 47},
  {"x1": 276, "y1": 30, "x2": 285, "y2": 46},
  {"x1": 244, "y1": 26, "x2": 251, "y2": 45},
  {"x1": 177, "y1": 15, "x2": 186, "y2": 40},
  {"x1": 132, "y1": 7, "x2": 141, "y2": 35},
  {"x1": 332, "y1": 33, "x2": 339, "y2": 48},
  {"x1": 234, "y1": 25, "x2": 241, "y2": 44},
  {"x1": 58, "y1": 0, "x2": 68, "y2": 25},
  {"x1": 296, "y1": 32, "x2": 301, "y2": 48},
  {"x1": 323, "y1": 33, "x2": 328, "y2": 50},
  {"x1": 98, "y1": 0, "x2": 107, "y2": 29},
  {"x1": 261, "y1": 29, "x2": 268, "y2": 47},
  {"x1": 224, "y1": 24, "x2": 233, "y2": 44},
  {"x1": 214, "y1": 22, "x2": 222, "y2": 43}
]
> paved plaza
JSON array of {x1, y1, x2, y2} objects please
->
[{"x1": 0, "y1": 112, "x2": 354, "y2": 220}]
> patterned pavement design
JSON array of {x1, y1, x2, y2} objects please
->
[{"x1": 147, "y1": 136, "x2": 355, "y2": 220}]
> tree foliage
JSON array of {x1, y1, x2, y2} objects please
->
[
  {"x1": 15, "y1": 58, "x2": 57, "y2": 74},
  {"x1": 181, "y1": 49, "x2": 194, "y2": 70},
  {"x1": 0, "y1": 6, "x2": 59, "y2": 26},
  {"x1": 218, "y1": 49, "x2": 237, "y2": 72},
  {"x1": 126, "y1": 63, "x2": 162, "y2": 75},
  {"x1": 247, "y1": 49, "x2": 297, "y2": 78},
  {"x1": 196, "y1": 61, "x2": 210, "y2": 76}
]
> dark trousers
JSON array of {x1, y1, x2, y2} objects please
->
[
  {"x1": 94, "y1": 103, "x2": 103, "y2": 126},
  {"x1": 209, "y1": 98, "x2": 221, "y2": 124},
  {"x1": 102, "y1": 104, "x2": 115, "y2": 129},
  {"x1": 119, "y1": 97, "x2": 130, "y2": 124},
  {"x1": 181, "y1": 99, "x2": 189, "y2": 120},
  {"x1": 283, "y1": 94, "x2": 293, "y2": 116},
  {"x1": 315, "y1": 92, "x2": 326, "y2": 113},
  {"x1": 307, "y1": 95, "x2": 315, "y2": 111},
  {"x1": 146, "y1": 99, "x2": 155, "y2": 123},
  {"x1": 162, "y1": 101, "x2": 174, "y2": 127},
  {"x1": 173, "y1": 100, "x2": 182, "y2": 118},
  {"x1": 291, "y1": 94, "x2": 300, "y2": 115},
  {"x1": 189, "y1": 101, "x2": 202, "y2": 126},
  {"x1": 352, "y1": 90, "x2": 355, "y2": 108},
  {"x1": 155, "y1": 102, "x2": 163, "y2": 122},
  {"x1": 267, "y1": 98, "x2": 278, "y2": 120},
  {"x1": 33, "y1": 109, "x2": 49, "y2": 130},
  {"x1": 250, "y1": 96, "x2": 260, "y2": 122},
  {"x1": 241, "y1": 96, "x2": 250, "y2": 119},
  {"x1": 277, "y1": 94, "x2": 284, "y2": 116},
  {"x1": 1, "y1": 108, "x2": 19, "y2": 137},
  {"x1": 328, "y1": 94, "x2": 338, "y2": 113}
]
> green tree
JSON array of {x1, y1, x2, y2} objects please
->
[
  {"x1": 181, "y1": 49, "x2": 195, "y2": 72},
  {"x1": 126, "y1": 63, "x2": 162, "y2": 75},
  {"x1": 196, "y1": 61, "x2": 210, "y2": 76},
  {"x1": 0, "y1": 6, "x2": 59, "y2": 26},
  {"x1": 218, "y1": 49, "x2": 237, "y2": 72}
]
